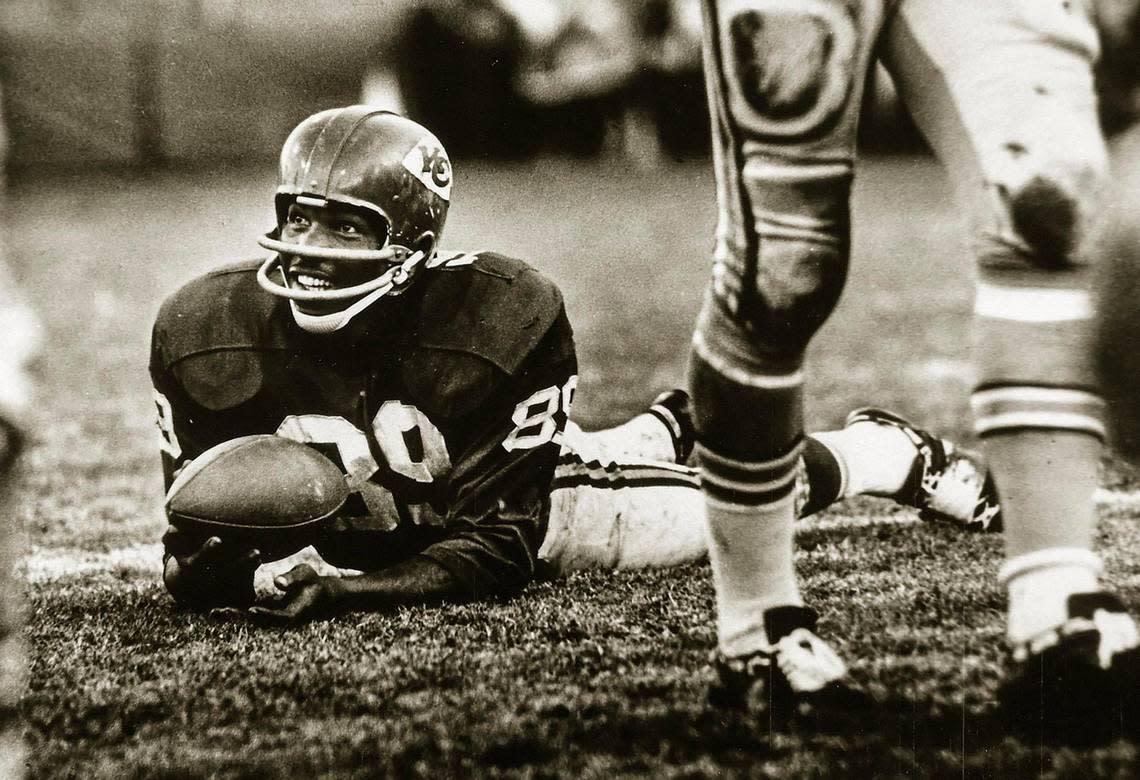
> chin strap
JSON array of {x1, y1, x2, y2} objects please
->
[
  {"x1": 255, "y1": 239, "x2": 427, "y2": 334},
  {"x1": 288, "y1": 290, "x2": 392, "y2": 334}
]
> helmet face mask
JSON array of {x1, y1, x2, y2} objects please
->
[{"x1": 256, "y1": 107, "x2": 452, "y2": 334}]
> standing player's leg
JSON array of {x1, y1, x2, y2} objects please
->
[
  {"x1": 884, "y1": 0, "x2": 1138, "y2": 741},
  {"x1": 690, "y1": 0, "x2": 888, "y2": 724}
]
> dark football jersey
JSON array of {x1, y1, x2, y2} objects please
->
[{"x1": 150, "y1": 251, "x2": 577, "y2": 598}]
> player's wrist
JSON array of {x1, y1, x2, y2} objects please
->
[
  {"x1": 332, "y1": 567, "x2": 442, "y2": 613},
  {"x1": 322, "y1": 574, "x2": 351, "y2": 602},
  {"x1": 328, "y1": 574, "x2": 379, "y2": 611}
]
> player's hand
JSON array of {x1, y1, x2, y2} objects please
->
[
  {"x1": 162, "y1": 527, "x2": 261, "y2": 609},
  {"x1": 245, "y1": 564, "x2": 342, "y2": 626}
]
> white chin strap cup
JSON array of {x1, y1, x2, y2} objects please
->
[
  {"x1": 255, "y1": 240, "x2": 427, "y2": 334},
  {"x1": 286, "y1": 288, "x2": 392, "y2": 334}
]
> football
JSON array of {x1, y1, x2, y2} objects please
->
[{"x1": 165, "y1": 434, "x2": 350, "y2": 559}]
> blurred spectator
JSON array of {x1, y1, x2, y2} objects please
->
[
  {"x1": 507, "y1": 0, "x2": 639, "y2": 106},
  {"x1": 389, "y1": 0, "x2": 531, "y2": 158},
  {"x1": 630, "y1": 0, "x2": 710, "y2": 160},
  {"x1": 381, "y1": 0, "x2": 709, "y2": 160}
]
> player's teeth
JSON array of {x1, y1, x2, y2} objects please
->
[{"x1": 297, "y1": 274, "x2": 331, "y2": 290}]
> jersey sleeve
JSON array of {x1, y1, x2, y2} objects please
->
[
  {"x1": 150, "y1": 325, "x2": 204, "y2": 493},
  {"x1": 412, "y1": 307, "x2": 577, "y2": 599},
  {"x1": 151, "y1": 322, "x2": 221, "y2": 565}
]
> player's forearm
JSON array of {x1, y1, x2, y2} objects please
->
[{"x1": 334, "y1": 555, "x2": 465, "y2": 611}]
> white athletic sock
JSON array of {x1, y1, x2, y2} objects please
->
[
  {"x1": 812, "y1": 422, "x2": 918, "y2": 498},
  {"x1": 577, "y1": 414, "x2": 677, "y2": 463},
  {"x1": 1000, "y1": 547, "x2": 1102, "y2": 646},
  {"x1": 705, "y1": 494, "x2": 802, "y2": 657}
]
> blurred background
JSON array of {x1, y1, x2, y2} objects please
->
[
  {"x1": 3, "y1": 0, "x2": 1138, "y2": 173},
  {"x1": 0, "y1": 0, "x2": 939, "y2": 175}
]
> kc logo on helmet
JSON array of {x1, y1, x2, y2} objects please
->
[{"x1": 403, "y1": 139, "x2": 452, "y2": 202}]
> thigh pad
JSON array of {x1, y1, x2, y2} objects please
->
[{"x1": 714, "y1": 0, "x2": 861, "y2": 140}]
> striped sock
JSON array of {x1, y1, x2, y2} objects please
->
[
  {"x1": 797, "y1": 436, "x2": 845, "y2": 517},
  {"x1": 699, "y1": 440, "x2": 804, "y2": 656},
  {"x1": 971, "y1": 275, "x2": 1106, "y2": 643}
]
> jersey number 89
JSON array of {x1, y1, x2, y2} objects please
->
[{"x1": 502, "y1": 376, "x2": 577, "y2": 452}]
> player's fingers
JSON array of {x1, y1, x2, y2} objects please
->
[
  {"x1": 245, "y1": 605, "x2": 292, "y2": 627},
  {"x1": 182, "y1": 536, "x2": 224, "y2": 567},
  {"x1": 239, "y1": 549, "x2": 262, "y2": 570},
  {"x1": 273, "y1": 564, "x2": 319, "y2": 592},
  {"x1": 247, "y1": 589, "x2": 319, "y2": 627},
  {"x1": 161, "y1": 524, "x2": 195, "y2": 553},
  {"x1": 208, "y1": 606, "x2": 248, "y2": 622},
  {"x1": 193, "y1": 538, "x2": 262, "y2": 571}
]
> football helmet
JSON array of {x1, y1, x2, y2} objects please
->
[{"x1": 256, "y1": 106, "x2": 452, "y2": 333}]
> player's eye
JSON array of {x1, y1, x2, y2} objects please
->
[
  {"x1": 333, "y1": 220, "x2": 365, "y2": 236},
  {"x1": 286, "y1": 211, "x2": 310, "y2": 227}
]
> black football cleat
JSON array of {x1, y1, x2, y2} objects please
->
[
  {"x1": 844, "y1": 407, "x2": 1002, "y2": 532},
  {"x1": 648, "y1": 389, "x2": 695, "y2": 463},
  {"x1": 998, "y1": 592, "x2": 1140, "y2": 746},
  {"x1": 708, "y1": 606, "x2": 871, "y2": 733}
]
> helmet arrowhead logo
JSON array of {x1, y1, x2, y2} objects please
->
[{"x1": 403, "y1": 139, "x2": 452, "y2": 202}]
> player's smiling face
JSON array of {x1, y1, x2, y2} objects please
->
[{"x1": 279, "y1": 200, "x2": 389, "y2": 314}]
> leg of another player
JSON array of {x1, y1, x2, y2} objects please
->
[
  {"x1": 545, "y1": 385, "x2": 1001, "y2": 575},
  {"x1": 690, "y1": 0, "x2": 888, "y2": 723},
  {"x1": 0, "y1": 456, "x2": 24, "y2": 780},
  {"x1": 885, "y1": 0, "x2": 1139, "y2": 741}
]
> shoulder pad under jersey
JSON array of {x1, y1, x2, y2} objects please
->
[
  {"x1": 152, "y1": 261, "x2": 285, "y2": 365},
  {"x1": 152, "y1": 261, "x2": 289, "y2": 410},
  {"x1": 409, "y1": 251, "x2": 567, "y2": 376}
]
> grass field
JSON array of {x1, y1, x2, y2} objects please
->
[{"x1": 7, "y1": 154, "x2": 1140, "y2": 778}]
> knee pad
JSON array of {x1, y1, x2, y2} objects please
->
[
  {"x1": 715, "y1": 204, "x2": 849, "y2": 353},
  {"x1": 972, "y1": 151, "x2": 1107, "y2": 434},
  {"x1": 986, "y1": 147, "x2": 1107, "y2": 271}
]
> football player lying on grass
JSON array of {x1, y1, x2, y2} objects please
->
[{"x1": 150, "y1": 107, "x2": 999, "y2": 626}]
